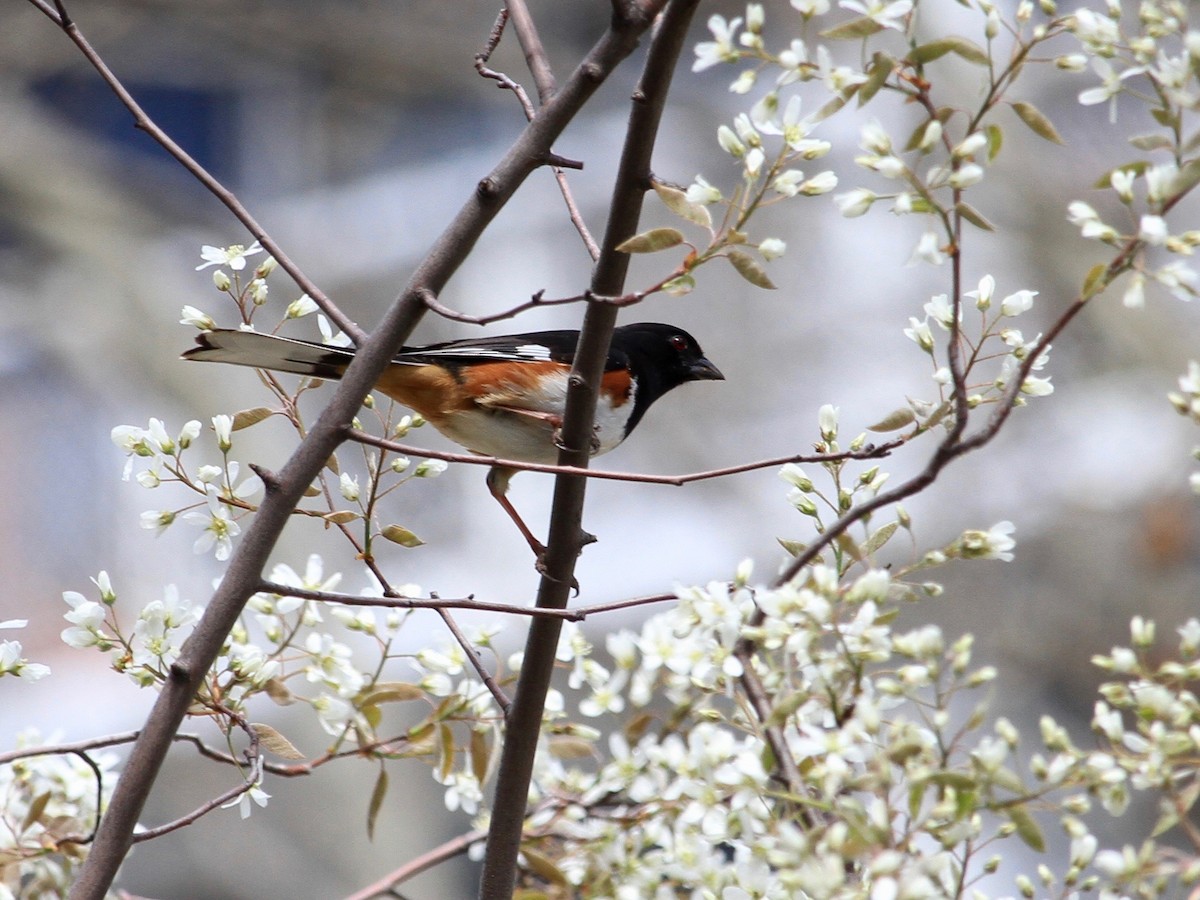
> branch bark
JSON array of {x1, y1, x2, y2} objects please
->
[{"x1": 476, "y1": 2, "x2": 700, "y2": 897}]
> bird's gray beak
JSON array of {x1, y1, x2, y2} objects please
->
[{"x1": 688, "y1": 358, "x2": 725, "y2": 381}]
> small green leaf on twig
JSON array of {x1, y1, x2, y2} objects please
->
[
  {"x1": 821, "y1": 16, "x2": 884, "y2": 39},
  {"x1": 381, "y1": 524, "x2": 425, "y2": 547},
  {"x1": 1012, "y1": 101, "x2": 1065, "y2": 145},
  {"x1": 616, "y1": 227, "x2": 685, "y2": 254},
  {"x1": 867, "y1": 407, "x2": 916, "y2": 432},
  {"x1": 727, "y1": 250, "x2": 776, "y2": 289},
  {"x1": 252, "y1": 723, "x2": 305, "y2": 759},
  {"x1": 652, "y1": 181, "x2": 712, "y2": 228},
  {"x1": 232, "y1": 407, "x2": 273, "y2": 431}
]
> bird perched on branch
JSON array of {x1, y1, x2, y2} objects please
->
[{"x1": 184, "y1": 323, "x2": 723, "y2": 555}]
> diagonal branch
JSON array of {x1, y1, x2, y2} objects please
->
[
  {"x1": 32, "y1": 0, "x2": 364, "y2": 344},
  {"x1": 64, "y1": 6, "x2": 668, "y2": 896}
]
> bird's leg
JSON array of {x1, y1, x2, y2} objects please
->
[
  {"x1": 486, "y1": 466, "x2": 583, "y2": 593},
  {"x1": 486, "y1": 466, "x2": 545, "y2": 558}
]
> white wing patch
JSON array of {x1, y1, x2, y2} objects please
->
[{"x1": 406, "y1": 343, "x2": 553, "y2": 362}]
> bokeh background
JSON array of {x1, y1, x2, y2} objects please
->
[{"x1": 1, "y1": 1, "x2": 1197, "y2": 896}]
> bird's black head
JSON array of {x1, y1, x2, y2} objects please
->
[{"x1": 611, "y1": 322, "x2": 723, "y2": 436}]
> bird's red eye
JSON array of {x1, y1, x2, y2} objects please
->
[{"x1": 670, "y1": 334, "x2": 688, "y2": 352}]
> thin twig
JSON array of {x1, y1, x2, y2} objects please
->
[
  {"x1": 472, "y1": 5, "x2": 599, "y2": 259},
  {"x1": 477, "y1": 3, "x2": 694, "y2": 897},
  {"x1": 435, "y1": 608, "x2": 512, "y2": 714},
  {"x1": 30, "y1": 0, "x2": 365, "y2": 345},
  {"x1": 342, "y1": 829, "x2": 487, "y2": 900},
  {"x1": 257, "y1": 580, "x2": 678, "y2": 622},
  {"x1": 348, "y1": 428, "x2": 902, "y2": 484},
  {"x1": 506, "y1": 0, "x2": 557, "y2": 104}
]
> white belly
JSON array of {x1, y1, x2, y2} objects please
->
[{"x1": 435, "y1": 371, "x2": 635, "y2": 464}]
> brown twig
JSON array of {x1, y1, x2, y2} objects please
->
[
  {"x1": 349, "y1": 428, "x2": 902, "y2": 484},
  {"x1": 477, "y1": 3, "x2": 695, "y2": 897},
  {"x1": 31, "y1": 0, "x2": 365, "y2": 345},
  {"x1": 473, "y1": 3, "x2": 600, "y2": 260},
  {"x1": 342, "y1": 829, "x2": 487, "y2": 900}
]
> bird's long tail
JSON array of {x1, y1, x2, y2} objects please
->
[{"x1": 182, "y1": 329, "x2": 356, "y2": 380}]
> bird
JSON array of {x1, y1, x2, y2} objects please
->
[{"x1": 183, "y1": 323, "x2": 724, "y2": 555}]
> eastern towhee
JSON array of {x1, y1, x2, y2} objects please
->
[{"x1": 184, "y1": 323, "x2": 723, "y2": 554}]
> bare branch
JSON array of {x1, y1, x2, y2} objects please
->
[
  {"x1": 506, "y1": 0, "x2": 558, "y2": 104},
  {"x1": 473, "y1": 5, "x2": 599, "y2": 259},
  {"x1": 30, "y1": 0, "x2": 364, "y2": 344},
  {"x1": 434, "y1": 607, "x2": 512, "y2": 714},
  {"x1": 342, "y1": 829, "x2": 487, "y2": 900},
  {"x1": 349, "y1": 428, "x2": 902, "y2": 485},
  {"x1": 478, "y1": 3, "x2": 697, "y2": 897}
]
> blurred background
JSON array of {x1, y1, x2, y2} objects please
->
[{"x1": 1, "y1": 0, "x2": 1197, "y2": 896}]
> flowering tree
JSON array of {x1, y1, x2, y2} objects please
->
[{"x1": 4, "y1": 0, "x2": 1200, "y2": 898}]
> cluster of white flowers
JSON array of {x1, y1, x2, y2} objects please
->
[
  {"x1": 1168, "y1": 361, "x2": 1200, "y2": 493},
  {"x1": 1064, "y1": 2, "x2": 1200, "y2": 306},
  {"x1": 112, "y1": 415, "x2": 261, "y2": 561},
  {"x1": 0, "y1": 620, "x2": 50, "y2": 682},
  {"x1": 0, "y1": 730, "x2": 121, "y2": 899},
  {"x1": 901, "y1": 274, "x2": 1053, "y2": 421}
]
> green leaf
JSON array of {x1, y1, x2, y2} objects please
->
[
  {"x1": 366, "y1": 768, "x2": 388, "y2": 841},
  {"x1": 956, "y1": 201, "x2": 995, "y2": 231},
  {"x1": 1012, "y1": 101, "x2": 1065, "y2": 145},
  {"x1": 252, "y1": 722, "x2": 306, "y2": 760},
  {"x1": 263, "y1": 677, "x2": 294, "y2": 706},
  {"x1": 946, "y1": 36, "x2": 990, "y2": 65},
  {"x1": 858, "y1": 52, "x2": 893, "y2": 106},
  {"x1": 767, "y1": 691, "x2": 806, "y2": 727},
  {"x1": 231, "y1": 407, "x2": 273, "y2": 431},
  {"x1": 652, "y1": 181, "x2": 712, "y2": 228},
  {"x1": 867, "y1": 407, "x2": 916, "y2": 432},
  {"x1": 1082, "y1": 262, "x2": 1110, "y2": 299},
  {"x1": 1007, "y1": 806, "x2": 1046, "y2": 852},
  {"x1": 323, "y1": 510, "x2": 359, "y2": 525},
  {"x1": 923, "y1": 770, "x2": 977, "y2": 791},
  {"x1": 864, "y1": 521, "x2": 899, "y2": 555},
  {"x1": 359, "y1": 682, "x2": 425, "y2": 705},
  {"x1": 1174, "y1": 157, "x2": 1200, "y2": 197},
  {"x1": 381, "y1": 524, "x2": 425, "y2": 548},
  {"x1": 1129, "y1": 132, "x2": 1174, "y2": 152},
  {"x1": 813, "y1": 93, "x2": 849, "y2": 123},
  {"x1": 21, "y1": 792, "x2": 51, "y2": 832},
  {"x1": 325, "y1": 453, "x2": 340, "y2": 475},
  {"x1": 616, "y1": 227, "x2": 685, "y2": 254},
  {"x1": 777, "y1": 537, "x2": 806, "y2": 557},
  {"x1": 662, "y1": 273, "x2": 696, "y2": 296},
  {"x1": 727, "y1": 250, "x2": 777, "y2": 289},
  {"x1": 1151, "y1": 106, "x2": 1178, "y2": 128},
  {"x1": 821, "y1": 16, "x2": 884, "y2": 39},
  {"x1": 548, "y1": 735, "x2": 595, "y2": 760},
  {"x1": 922, "y1": 400, "x2": 952, "y2": 431},
  {"x1": 470, "y1": 729, "x2": 491, "y2": 785},
  {"x1": 909, "y1": 36, "x2": 989, "y2": 65},
  {"x1": 522, "y1": 848, "x2": 570, "y2": 887},
  {"x1": 439, "y1": 723, "x2": 455, "y2": 781},
  {"x1": 983, "y1": 124, "x2": 1003, "y2": 162}
]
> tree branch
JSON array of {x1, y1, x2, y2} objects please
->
[
  {"x1": 341, "y1": 829, "x2": 487, "y2": 900},
  {"x1": 348, "y1": 428, "x2": 902, "y2": 485},
  {"x1": 477, "y1": 2, "x2": 697, "y2": 897},
  {"x1": 31, "y1": 0, "x2": 364, "y2": 344}
]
